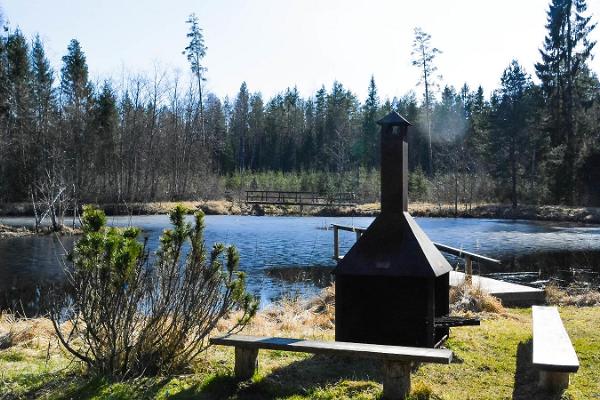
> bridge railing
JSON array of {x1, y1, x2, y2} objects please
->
[{"x1": 246, "y1": 190, "x2": 356, "y2": 206}]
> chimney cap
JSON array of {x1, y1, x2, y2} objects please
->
[{"x1": 376, "y1": 111, "x2": 412, "y2": 127}]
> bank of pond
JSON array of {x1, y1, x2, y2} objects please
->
[{"x1": 1, "y1": 215, "x2": 600, "y2": 315}]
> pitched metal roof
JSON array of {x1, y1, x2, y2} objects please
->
[
  {"x1": 376, "y1": 111, "x2": 412, "y2": 126},
  {"x1": 335, "y1": 212, "x2": 452, "y2": 278}
]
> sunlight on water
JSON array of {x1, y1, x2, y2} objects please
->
[{"x1": 1, "y1": 215, "x2": 600, "y2": 313}]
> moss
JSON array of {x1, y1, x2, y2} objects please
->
[{"x1": 1, "y1": 306, "x2": 599, "y2": 399}]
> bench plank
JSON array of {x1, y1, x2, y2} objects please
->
[
  {"x1": 532, "y1": 306, "x2": 579, "y2": 373},
  {"x1": 210, "y1": 335, "x2": 452, "y2": 364}
]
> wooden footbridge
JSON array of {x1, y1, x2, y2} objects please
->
[{"x1": 246, "y1": 190, "x2": 356, "y2": 207}]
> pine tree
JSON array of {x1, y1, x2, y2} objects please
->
[
  {"x1": 411, "y1": 27, "x2": 442, "y2": 174},
  {"x1": 325, "y1": 81, "x2": 357, "y2": 173},
  {"x1": 30, "y1": 35, "x2": 56, "y2": 176},
  {"x1": 205, "y1": 93, "x2": 228, "y2": 171},
  {"x1": 183, "y1": 13, "x2": 207, "y2": 141},
  {"x1": 535, "y1": 0, "x2": 596, "y2": 203},
  {"x1": 490, "y1": 61, "x2": 532, "y2": 208},
  {"x1": 360, "y1": 75, "x2": 379, "y2": 168},
  {"x1": 92, "y1": 82, "x2": 118, "y2": 197},
  {"x1": 248, "y1": 93, "x2": 265, "y2": 170},
  {"x1": 301, "y1": 98, "x2": 316, "y2": 169},
  {"x1": 314, "y1": 86, "x2": 327, "y2": 168},
  {"x1": 5, "y1": 29, "x2": 33, "y2": 199},
  {"x1": 465, "y1": 86, "x2": 491, "y2": 163},
  {"x1": 232, "y1": 82, "x2": 249, "y2": 171},
  {"x1": 395, "y1": 92, "x2": 424, "y2": 170},
  {"x1": 61, "y1": 39, "x2": 93, "y2": 195}
]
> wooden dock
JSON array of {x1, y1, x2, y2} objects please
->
[
  {"x1": 332, "y1": 223, "x2": 545, "y2": 307},
  {"x1": 449, "y1": 271, "x2": 545, "y2": 306}
]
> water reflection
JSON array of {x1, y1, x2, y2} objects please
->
[{"x1": 1, "y1": 216, "x2": 599, "y2": 314}]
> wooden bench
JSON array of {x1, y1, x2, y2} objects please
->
[
  {"x1": 210, "y1": 334, "x2": 453, "y2": 400},
  {"x1": 532, "y1": 306, "x2": 579, "y2": 390}
]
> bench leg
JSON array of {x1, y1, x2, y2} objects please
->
[
  {"x1": 382, "y1": 361, "x2": 411, "y2": 400},
  {"x1": 234, "y1": 347, "x2": 258, "y2": 380},
  {"x1": 539, "y1": 370, "x2": 570, "y2": 391}
]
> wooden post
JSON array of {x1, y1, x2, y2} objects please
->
[
  {"x1": 382, "y1": 360, "x2": 411, "y2": 399},
  {"x1": 334, "y1": 225, "x2": 339, "y2": 261},
  {"x1": 539, "y1": 370, "x2": 570, "y2": 391},
  {"x1": 234, "y1": 347, "x2": 258, "y2": 380},
  {"x1": 465, "y1": 255, "x2": 473, "y2": 284}
]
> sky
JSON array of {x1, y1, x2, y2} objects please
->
[{"x1": 2, "y1": 0, "x2": 600, "y2": 101}]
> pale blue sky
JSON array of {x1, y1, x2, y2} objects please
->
[{"x1": 2, "y1": 0, "x2": 599, "y2": 101}]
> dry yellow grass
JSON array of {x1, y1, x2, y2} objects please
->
[
  {"x1": 0, "y1": 313, "x2": 56, "y2": 349},
  {"x1": 216, "y1": 285, "x2": 335, "y2": 340},
  {"x1": 449, "y1": 281, "x2": 505, "y2": 314},
  {"x1": 545, "y1": 282, "x2": 600, "y2": 306}
]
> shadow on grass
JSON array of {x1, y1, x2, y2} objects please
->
[
  {"x1": 16, "y1": 373, "x2": 170, "y2": 400},
  {"x1": 171, "y1": 354, "x2": 382, "y2": 399},
  {"x1": 512, "y1": 339, "x2": 566, "y2": 400},
  {"x1": 13, "y1": 355, "x2": 434, "y2": 399}
]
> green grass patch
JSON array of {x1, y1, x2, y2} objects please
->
[{"x1": 1, "y1": 307, "x2": 599, "y2": 399}]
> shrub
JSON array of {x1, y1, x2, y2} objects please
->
[
  {"x1": 545, "y1": 282, "x2": 600, "y2": 306},
  {"x1": 51, "y1": 205, "x2": 257, "y2": 378},
  {"x1": 449, "y1": 281, "x2": 504, "y2": 314}
]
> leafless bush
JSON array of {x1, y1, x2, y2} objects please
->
[{"x1": 50, "y1": 205, "x2": 257, "y2": 378}]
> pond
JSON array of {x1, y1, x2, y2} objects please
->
[{"x1": 1, "y1": 215, "x2": 600, "y2": 314}]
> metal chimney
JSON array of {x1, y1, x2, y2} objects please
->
[{"x1": 379, "y1": 111, "x2": 411, "y2": 214}]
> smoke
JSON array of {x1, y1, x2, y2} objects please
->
[
  {"x1": 430, "y1": 108, "x2": 468, "y2": 143},
  {"x1": 416, "y1": 85, "x2": 470, "y2": 144}
]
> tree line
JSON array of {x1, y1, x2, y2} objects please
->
[{"x1": 0, "y1": 0, "x2": 598, "y2": 209}]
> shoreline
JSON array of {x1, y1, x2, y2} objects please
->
[
  {"x1": 0, "y1": 223, "x2": 82, "y2": 238},
  {"x1": 2, "y1": 200, "x2": 600, "y2": 224}
]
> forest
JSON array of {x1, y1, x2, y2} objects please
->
[{"x1": 0, "y1": 0, "x2": 598, "y2": 209}]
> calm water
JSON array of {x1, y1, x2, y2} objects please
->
[{"x1": 1, "y1": 215, "x2": 600, "y2": 313}]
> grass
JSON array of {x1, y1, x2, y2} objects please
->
[{"x1": 1, "y1": 302, "x2": 599, "y2": 399}]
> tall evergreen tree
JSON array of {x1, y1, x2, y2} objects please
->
[
  {"x1": 490, "y1": 61, "x2": 532, "y2": 208},
  {"x1": 30, "y1": 35, "x2": 56, "y2": 176},
  {"x1": 5, "y1": 29, "x2": 33, "y2": 199},
  {"x1": 61, "y1": 39, "x2": 93, "y2": 195},
  {"x1": 325, "y1": 81, "x2": 357, "y2": 173},
  {"x1": 183, "y1": 13, "x2": 207, "y2": 141},
  {"x1": 411, "y1": 27, "x2": 442, "y2": 174},
  {"x1": 92, "y1": 82, "x2": 118, "y2": 198},
  {"x1": 248, "y1": 93, "x2": 265, "y2": 170},
  {"x1": 231, "y1": 82, "x2": 249, "y2": 171},
  {"x1": 314, "y1": 86, "x2": 327, "y2": 169},
  {"x1": 360, "y1": 75, "x2": 379, "y2": 168},
  {"x1": 205, "y1": 93, "x2": 228, "y2": 171},
  {"x1": 301, "y1": 97, "x2": 316, "y2": 169},
  {"x1": 535, "y1": 0, "x2": 596, "y2": 203}
]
